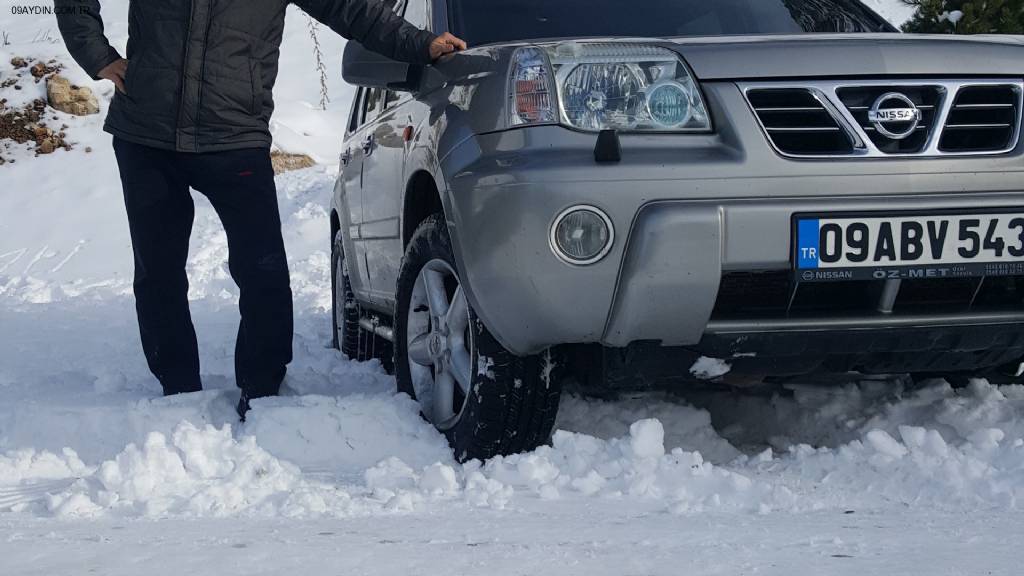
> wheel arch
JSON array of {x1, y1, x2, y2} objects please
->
[
  {"x1": 402, "y1": 169, "x2": 445, "y2": 249},
  {"x1": 330, "y1": 209, "x2": 341, "y2": 243},
  {"x1": 400, "y1": 139, "x2": 518, "y2": 356}
]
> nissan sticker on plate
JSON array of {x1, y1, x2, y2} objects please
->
[{"x1": 794, "y1": 211, "x2": 1024, "y2": 281}]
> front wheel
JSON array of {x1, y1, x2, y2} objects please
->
[{"x1": 394, "y1": 214, "x2": 563, "y2": 462}]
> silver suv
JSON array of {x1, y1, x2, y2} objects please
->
[{"x1": 333, "y1": 0, "x2": 1024, "y2": 461}]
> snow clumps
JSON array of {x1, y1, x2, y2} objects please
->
[{"x1": 44, "y1": 422, "x2": 353, "y2": 518}]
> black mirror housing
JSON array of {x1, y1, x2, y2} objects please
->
[{"x1": 342, "y1": 41, "x2": 421, "y2": 92}]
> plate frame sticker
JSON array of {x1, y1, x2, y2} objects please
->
[{"x1": 796, "y1": 219, "x2": 820, "y2": 270}]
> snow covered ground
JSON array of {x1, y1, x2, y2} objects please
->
[{"x1": 3, "y1": 2, "x2": 1024, "y2": 575}]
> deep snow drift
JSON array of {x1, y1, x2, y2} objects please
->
[{"x1": 3, "y1": 2, "x2": 1024, "y2": 575}]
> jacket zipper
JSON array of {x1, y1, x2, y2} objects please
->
[
  {"x1": 194, "y1": 0, "x2": 216, "y2": 152},
  {"x1": 175, "y1": 0, "x2": 196, "y2": 151}
]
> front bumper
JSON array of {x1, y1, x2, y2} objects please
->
[{"x1": 439, "y1": 84, "x2": 1024, "y2": 356}]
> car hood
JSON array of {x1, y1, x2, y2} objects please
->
[{"x1": 666, "y1": 33, "x2": 1024, "y2": 80}]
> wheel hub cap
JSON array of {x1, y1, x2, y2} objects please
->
[{"x1": 428, "y1": 332, "x2": 445, "y2": 358}]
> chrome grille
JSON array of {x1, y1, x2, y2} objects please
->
[
  {"x1": 940, "y1": 85, "x2": 1020, "y2": 153},
  {"x1": 742, "y1": 79, "x2": 1024, "y2": 158},
  {"x1": 745, "y1": 88, "x2": 854, "y2": 155}
]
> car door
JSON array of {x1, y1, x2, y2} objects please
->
[
  {"x1": 342, "y1": 86, "x2": 384, "y2": 301},
  {"x1": 359, "y1": 0, "x2": 427, "y2": 308}
]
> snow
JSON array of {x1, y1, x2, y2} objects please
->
[
  {"x1": 941, "y1": 10, "x2": 966, "y2": 25},
  {"x1": 689, "y1": 356, "x2": 732, "y2": 379},
  {"x1": 44, "y1": 423, "x2": 317, "y2": 519},
  {"x1": 861, "y1": 0, "x2": 918, "y2": 27},
  {"x1": 628, "y1": 419, "x2": 666, "y2": 459},
  {"x1": 2, "y1": 1, "x2": 1022, "y2": 574}
]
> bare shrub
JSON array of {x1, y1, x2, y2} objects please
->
[{"x1": 305, "y1": 15, "x2": 330, "y2": 111}]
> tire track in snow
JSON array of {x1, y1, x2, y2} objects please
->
[
  {"x1": 50, "y1": 240, "x2": 87, "y2": 273},
  {"x1": 0, "y1": 479, "x2": 79, "y2": 511},
  {"x1": 21, "y1": 245, "x2": 54, "y2": 276},
  {"x1": 0, "y1": 249, "x2": 27, "y2": 274}
]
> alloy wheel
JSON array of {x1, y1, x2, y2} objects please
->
[{"x1": 406, "y1": 258, "x2": 473, "y2": 430}]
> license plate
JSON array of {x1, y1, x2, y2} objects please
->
[{"x1": 794, "y1": 211, "x2": 1024, "y2": 281}]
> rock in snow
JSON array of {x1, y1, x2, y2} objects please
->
[{"x1": 45, "y1": 75, "x2": 99, "y2": 116}]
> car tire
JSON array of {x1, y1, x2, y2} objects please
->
[
  {"x1": 394, "y1": 214, "x2": 563, "y2": 462},
  {"x1": 332, "y1": 231, "x2": 391, "y2": 365},
  {"x1": 331, "y1": 231, "x2": 362, "y2": 358}
]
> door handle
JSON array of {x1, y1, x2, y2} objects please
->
[{"x1": 362, "y1": 135, "x2": 375, "y2": 155}]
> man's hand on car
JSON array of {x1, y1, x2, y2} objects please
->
[
  {"x1": 429, "y1": 32, "x2": 467, "y2": 60},
  {"x1": 98, "y1": 58, "x2": 129, "y2": 94}
]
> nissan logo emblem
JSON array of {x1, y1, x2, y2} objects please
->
[{"x1": 867, "y1": 92, "x2": 922, "y2": 140}]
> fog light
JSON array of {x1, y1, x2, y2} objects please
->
[{"x1": 550, "y1": 205, "x2": 614, "y2": 265}]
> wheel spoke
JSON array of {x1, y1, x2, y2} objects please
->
[
  {"x1": 422, "y1": 269, "x2": 450, "y2": 319},
  {"x1": 407, "y1": 333, "x2": 434, "y2": 367},
  {"x1": 446, "y1": 286, "x2": 469, "y2": 333},
  {"x1": 432, "y1": 369, "x2": 456, "y2": 424},
  {"x1": 449, "y1": 347, "x2": 472, "y2": 394}
]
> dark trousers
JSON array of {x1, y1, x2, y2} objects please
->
[{"x1": 112, "y1": 138, "x2": 293, "y2": 397}]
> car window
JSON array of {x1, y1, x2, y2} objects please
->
[
  {"x1": 448, "y1": 0, "x2": 895, "y2": 46},
  {"x1": 348, "y1": 88, "x2": 365, "y2": 133},
  {"x1": 403, "y1": 0, "x2": 430, "y2": 30},
  {"x1": 362, "y1": 87, "x2": 385, "y2": 125},
  {"x1": 383, "y1": 90, "x2": 403, "y2": 111}
]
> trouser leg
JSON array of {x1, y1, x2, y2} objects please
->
[
  {"x1": 187, "y1": 148, "x2": 293, "y2": 397},
  {"x1": 112, "y1": 138, "x2": 201, "y2": 395}
]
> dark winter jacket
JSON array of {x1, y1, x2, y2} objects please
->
[{"x1": 55, "y1": 0, "x2": 436, "y2": 152}]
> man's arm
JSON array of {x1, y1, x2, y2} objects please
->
[
  {"x1": 294, "y1": 0, "x2": 464, "y2": 65},
  {"x1": 54, "y1": 0, "x2": 123, "y2": 80}
]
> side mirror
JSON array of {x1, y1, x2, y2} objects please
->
[{"x1": 342, "y1": 41, "x2": 421, "y2": 91}]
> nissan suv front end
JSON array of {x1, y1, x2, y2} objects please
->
[{"x1": 334, "y1": 0, "x2": 1024, "y2": 461}]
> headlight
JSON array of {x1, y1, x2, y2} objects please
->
[{"x1": 508, "y1": 43, "x2": 710, "y2": 133}]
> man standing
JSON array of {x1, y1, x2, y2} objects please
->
[{"x1": 55, "y1": 0, "x2": 465, "y2": 418}]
